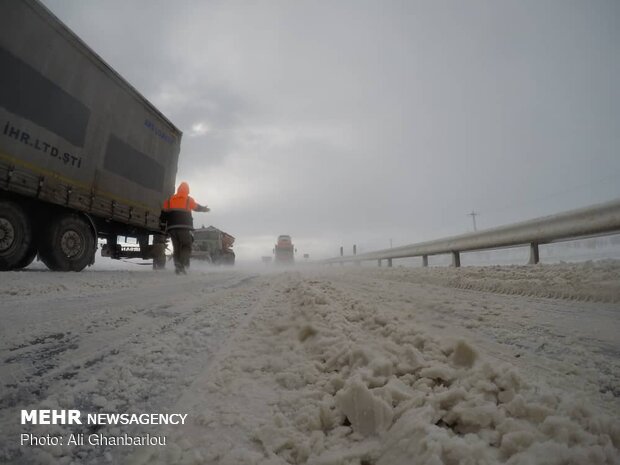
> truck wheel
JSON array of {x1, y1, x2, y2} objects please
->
[
  {"x1": 0, "y1": 201, "x2": 35, "y2": 271},
  {"x1": 152, "y1": 234, "x2": 167, "y2": 270},
  {"x1": 13, "y1": 245, "x2": 38, "y2": 270},
  {"x1": 39, "y1": 214, "x2": 96, "y2": 271},
  {"x1": 153, "y1": 245, "x2": 167, "y2": 269}
]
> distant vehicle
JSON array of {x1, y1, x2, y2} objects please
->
[
  {"x1": 0, "y1": 0, "x2": 179, "y2": 271},
  {"x1": 192, "y1": 226, "x2": 235, "y2": 265},
  {"x1": 274, "y1": 235, "x2": 295, "y2": 265}
]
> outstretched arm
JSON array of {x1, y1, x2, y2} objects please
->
[{"x1": 194, "y1": 204, "x2": 210, "y2": 212}]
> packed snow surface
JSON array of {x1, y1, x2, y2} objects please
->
[{"x1": 1, "y1": 260, "x2": 619, "y2": 464}]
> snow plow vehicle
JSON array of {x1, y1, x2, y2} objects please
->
[
  {"x1": 0, "y1": 0, "x2": 180, "y2": 271},
  {"x1": 192, "y1": 226, "x2": 235, "y2": 265},
  {"x1": 274, "y1": 234, "x2": 295, "y2": 265}
]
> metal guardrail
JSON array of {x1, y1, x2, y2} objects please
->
[{"x1": 325, "y1": 199, "x2": 620, "y2": 267}]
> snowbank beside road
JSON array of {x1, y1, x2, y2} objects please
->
[
  {"x1": 141, "y1": 270, "x2": 620, "y2": 465},
  {"x1": 368, "y1": 260, "x2": 620, "y2": 303}
]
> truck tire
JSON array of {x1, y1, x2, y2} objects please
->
[
  {"x1": 152, "y1": 234, "x2": 167, "y2": 270},
  {"x1": 152, "y1": 245, "x2": 167, "y2": 269},
  {"x1": 223, "y1": 251, "x2": 235, "y2": 265},
  {"x1": 13, "y1": 245, "x2": 38, "y2": 270},
  {"x1": 0, "y1": 200, "x2": 35, "y2": 271},
  {"x1": 39, "y1": 214, "x2": 96, "y2": 271}
]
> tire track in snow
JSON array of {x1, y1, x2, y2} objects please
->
[{"x1": 0, "y1": 270, "x2": 265, "y2": 465}]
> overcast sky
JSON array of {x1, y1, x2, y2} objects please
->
[{"x1": 41, "y1": 0, "x2": 620, "y2": 261}]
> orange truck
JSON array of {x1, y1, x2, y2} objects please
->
[{"x1": 274, "y1": 235, "x2": 295, "y2": 264}]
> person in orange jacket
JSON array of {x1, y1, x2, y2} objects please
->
[{"x1": 161, "y1": 182, "x2": 209, "y2": 274}]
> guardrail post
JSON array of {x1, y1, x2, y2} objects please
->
[
  {"x1": 387, "y1": 258, "x2": 392, "y2": 267},
  {"x1": 378, "y1": 259, "x2": 382, "y2": 267},
  {"x1": 528, "y1": 242, "x2": 540, "y2": 265},
  {"x1": 422, "y1": 255, "x2": 429, "y2": 267},
  {"x1": 451, "y1": 251, "x2": 460, "y2": 268},
  {"x1": 340, "y1": 246, "x2": 343, "y2": 257},
  {"x1": 353, "y1": 245, "x2": 357, "y2": 255}
]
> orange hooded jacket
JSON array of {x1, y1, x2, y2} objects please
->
[
  {"x1": 163, "y1": 182, "x2": 198, "y2": 211},
  {"x1": 162, "y1": 182, "x2": 206, "y2": 230}
]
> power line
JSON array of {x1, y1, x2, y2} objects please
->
[{"x1": 467, "y1": 210, "x2": 479, "y2": 231}]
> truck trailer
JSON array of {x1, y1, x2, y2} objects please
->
[{"x1": 0, "y1": 0, "x2": 181, "y2": 271}]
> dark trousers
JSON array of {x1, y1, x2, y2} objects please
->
[{"x1": 169, "y1": 229, "x2": 192, "y2": 272}]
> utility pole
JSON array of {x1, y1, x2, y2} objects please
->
[{"x1": 467, "y1": 210, "x2": 479, "y2": 231}]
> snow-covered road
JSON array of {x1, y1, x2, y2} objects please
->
[
  {"x1": 1, "y1": 262, "x2": 619, "y2": 464},
  {"x1": 1, "y1": 268, "x2": 268, "y2": 464}
]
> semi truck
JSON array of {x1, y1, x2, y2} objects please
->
[
  {"x1": 191, "y1": 226, "x2": 235, "y2": 265},
  {"x1": 274, "y1": 235, "x2": 295, "y2": 265},
  {"x1": 0, "y1": 0, "x2": 180, "y2": 271}
]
